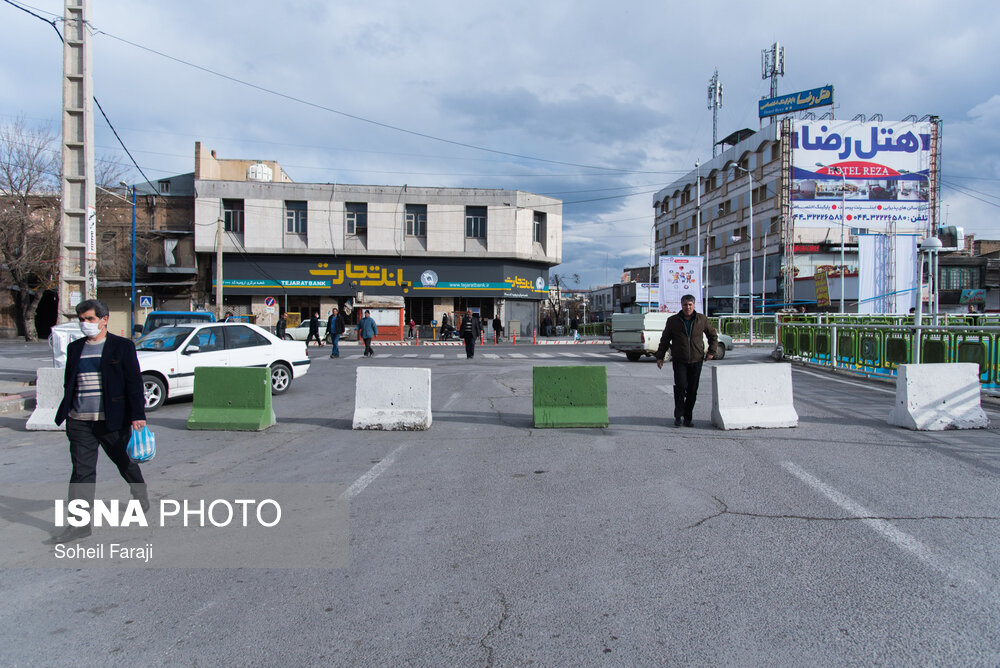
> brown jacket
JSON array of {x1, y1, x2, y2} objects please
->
[{"x1": 655, "y1": 312, "x2": 718, "y2": 363}]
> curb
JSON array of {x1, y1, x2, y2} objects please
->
[{"x1": 0, "y1": 391, "x2": 35, "y2": 414}]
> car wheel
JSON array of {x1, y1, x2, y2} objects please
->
[
  {"x1": 625, "y1": 352, "x2": 641, "y2": 362},
  {"x1": 714, "y1": 345, "x2": 726, "y2": 360},
  {"x1": 142, "y1": 374, "x2": 166, "y2": 411},
  {"x1": 270, "y1": 363, "x2": 292, "y2": 394},
  {"x1": 283, "y1": 334, "x2": 293, "y2": 340}
]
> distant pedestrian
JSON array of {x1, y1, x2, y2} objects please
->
[
  {"x1": 357, "y1": 310, "x2": 377, "y2": 357},
  {"x1": 492, "y1": 316, "x2": 503, "y2": 344},
  {"x1": 408, "y1": 318, "x2": 416, "y2": 339},
  {"x1": 655, "y1": 294, "x2": 717, "y2": 428},
  {"x1": 460, "y1": 310, "x2": 481, "y2": 359},
  {"x1": 306, "y1": 311, "x2": 323, "y2": 347},
  {"x1": 49, "y1": 299, "x2": 148, "y2": 544},
  {"x1": 276, "y1": 312, "x2": 287, "y2": 340},
  {"x1": 570, "y1": 317, "x2": 579, "y2": 341},
  {"x1": 224, "y1": 311, "x2": 234, "y2": 322},
  {"x1": 328, "y1": 307, "x2": 345, "y2": 358}
]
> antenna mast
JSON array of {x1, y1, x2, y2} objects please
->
[{"x1": 707, "y1": 69, "x2": 723, "y2": 157}]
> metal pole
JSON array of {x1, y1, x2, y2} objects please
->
[
  {"x1": 840, "y1": 169, "x2": 846, "y2": 314},
  {"x1": 648, "y1": 221, "x2": 654, "y2": 312},
  {"x1": 913, "y1": 251, "x2": 924, "y2": 362},
  {"x1": 130, "y1": 185, "x2": 136, "y2": 335},
  {"x1": 748, "y1": 169, "x2": 754, "y2": 346}
]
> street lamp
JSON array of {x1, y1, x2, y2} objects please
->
[
  {"x1": 731, "y1": 163, "x2": 754, "y2": 346},
  {"x1": 815, "y1": 163, "x2": 847, "y2": 313},
  {"x1": 648, "y1": 221, "x2": 657, "y2": 312},
  {"x1": 120, "y1": 181, "x2": 137, "y2": 336}
]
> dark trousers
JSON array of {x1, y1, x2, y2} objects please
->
[
  {"x1": 363, "y1": 337, "x2": 374, "y2": 356},
  {"x1": 66, "y1": 417, "x2": 146, "y2": 505},
  {"x1": 306, "y1": 331, "x2": 322, "y2": 346},
  {"x1": 464, "y1": 335, "x2": 476, "y2": 358},
  {"x1": 671, "y1": 360, "x2": 704, "y2": 421}
]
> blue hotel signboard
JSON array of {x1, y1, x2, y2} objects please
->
[{"x1": 759, "y1": 85, "x2": 834, "y2": 118}]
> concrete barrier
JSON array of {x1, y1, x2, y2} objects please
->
[
  {"x1": 26, "y1": 367, "x2": 65, "y2": 431},
  {"x1": 533, "y1": 365, "x2": 608, "y2": 428},
  {"x1": 887, "y1": 363, "x2": 989, "y2": 431},
  {"x1": 187, "y1": 367, "x2": 276, "y2": 431},
  {"x1": 353, "y1": 367, "x2": 432, "y2": 430},
  {"x1": 711, "y1": 363, "x2": 798, "y2": 430}
]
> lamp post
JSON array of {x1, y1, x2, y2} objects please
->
[
  {"x1": 116, "y1": 181, "x2": 137, "y2": 335},
  {"x1": 816, "y1": 163, "x2": 847, "y2": 313},
  {"x1": 731, "y1": 163, "x2": 754, "y2": 346},
  {"x1": 648, "y1": 221, "x2": 656, "y2": 312}
]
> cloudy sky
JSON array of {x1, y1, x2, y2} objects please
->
[{"x1": 3, "y1": 0, "x2": 999, "y2": 289}]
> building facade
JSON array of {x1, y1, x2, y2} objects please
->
[
  {"x1": 192, "y1": 145, "x2": 562, "y2": 336},
  {"x1": 653, "y1": 118, "x2": 940, "y2": 313}
]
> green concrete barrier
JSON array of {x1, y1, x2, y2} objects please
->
[
  {"x1": 187, "y1": 367, "x2": 276, "y2": 431},
  {"x1": 533, "y1": 365, "x2": 608, "y2": 428}
]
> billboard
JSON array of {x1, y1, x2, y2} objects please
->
[
  {"x1": 858, "y1": 234, "x2": 918, "y2": 314},
  {"x1": 658, "y1": 256, "x2": 703, "y2": 313},
  {"x1": 791, "y1": 121, "x2": 933, "y2": 232},
  {"x1": 759, "y1": 85, "x2": 833, "y2": 118}
]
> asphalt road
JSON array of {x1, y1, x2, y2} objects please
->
[{"x1": 1, "y1": 344, "x2": 999, "y2": 665}]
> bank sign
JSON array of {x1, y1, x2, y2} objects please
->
[
  {"x1": 791, "y1": 120, "x2": 933, "y2": 232},
  {"x1": 215, "y1": 255, "x2": 549, "y2": 299}
]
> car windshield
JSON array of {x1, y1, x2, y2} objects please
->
[{"x1": 136, "y1": 327, "x2": 191, "y2": 352}]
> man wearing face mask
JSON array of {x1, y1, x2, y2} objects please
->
[{"x1": 50, "y1": 299, "x2": 148, "y2": 544}]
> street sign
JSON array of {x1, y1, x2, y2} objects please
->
[
  {"x1": 139, "y1": 296, "x2": 153, "y2": 308},
  {"x1": 264, "y1": 296, "x2": 276, "y2": 307}
]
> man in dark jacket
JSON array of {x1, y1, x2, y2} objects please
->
[
  {"x1": 51, "y1": 299, "x2": 148, "y2": 543},
  {"x1": 492, "y1": 315, "x2": 503, "y2": 344},
  {"x1": 460, "y1": 310, "x2": 481, "y2": 359},
  {"x1": 655, "y1": 294, "x2": 717, "y2": 427},
  {"x1": 328, "y1": 307, "x2": 346, "y2": 358},
  {"x1": 306, "y1": 311, "x2": 322, "y2": 347},
  {"x1": 276, "y1": 312, "x2": 287, "y2": 340}
]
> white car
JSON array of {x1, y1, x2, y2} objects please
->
[{"x1": 135, "y1": 322, "x2": 310, "y2": 411}]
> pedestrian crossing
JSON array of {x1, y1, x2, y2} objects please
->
[{"x1": 324, "y1": 349, "x2": 623, "y2": 362}]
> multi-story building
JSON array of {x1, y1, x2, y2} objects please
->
[
  {"x1": 653, "y1": 118, "x2": 940, "y2": 313},
  {"x1": 192, "y1": 144, "x2": 561, "y2": 336}
]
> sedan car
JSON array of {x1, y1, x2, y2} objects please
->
[
  {"x1": 135, "y1": 322, "x2": 310, "y2": 411},
  {"x1": 284, "y1": 320, "x2": 357, "y2": 342}
]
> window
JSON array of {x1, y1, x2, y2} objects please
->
[
  {"x1": 158, "y1": 180, "x2": 170, "y2": 194},
  {"x1": 346, "y1": 202, "x2": 368, "y2": 235},
  {"x1": 680, "y1": 188, "x2": 691, "y2": 206},
  {"x1": 466, "y1": 206, "x2": 487, "y2": 238},
  {"x1": 771, "y1": 143, "x2": 781, "y2": 162},
  {"x1": 533, "y1": 211, "x2": 546, "y2": 243},
  {"x1": 717, "y1": 199, "x2": 732, "y2": 217},
  {"x1": 193, "y1": 326, "x2": 226, "y2": 353},
  {"x1": 224, "y1": 325, "x2": 269, "y2": 350},
  {"x1": 405, "y1": 204, "x2": 427, "y2": 237},
  {"x1": 223, "y1": 199, "x2": 244, "y2": 234},
  {"x1": 690, "y1": 214, "x2": 697, "y2": 229},
  {"x1": 941, "y1": 266, "x2": 979, "y2": 290},
  {"x1": 285, "y1": 201, "x2": 307, "y2": 235}
]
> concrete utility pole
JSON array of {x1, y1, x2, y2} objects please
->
[
  {"x1": 59, "y1": 0, "x2": 97, "y2": 320},
  {"x1": 215, "y1": 215, "x2": 224, "y2": 318}
]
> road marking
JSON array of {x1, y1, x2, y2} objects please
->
[
  {"x1": 340, "y1": 442, "x2": 412, "y2": 501},
  {"x1": 484, "y1": 353, "x2": 499, "y2": 359},
  {"x1": 582, "y1": 352, "x2": 607, "y2": 358},
  {"x1": 402, "y1": 354, "x2": 417, "y2": 358},
  {"x1": 430, "y1": 354, "x2": 444, "y2": 359},
  {"x1": 781, "y1": 461, "x2": 979, "y2": 587},
  {"x1": 792, "y1": 367, "x2": 894, "y2": 394},
  {"x1": 457, "y1": 353, "x2": 466, "y2": 359},
  {"x1": 655, "y1": 385, "x2": 671, "y2": 394},
  {"x1": 346, "y1": 354, "x2": 363, "y2": 359},
  {"x1": 509, "y1": 353, "x2": 527, "y2": 358},
  {"x1": 557, "y1": 352, "x2": 580, "y2": 358},
  {"x1": 535, "y1": 352, "x2": 554, "y2": 358},
  {"x1": 442, "y1": 391, "x2": 462, "y2": 410}
]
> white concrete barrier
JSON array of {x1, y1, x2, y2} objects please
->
[
  {"x1": 353, "y1": 367, "x2": 432, "y2": 430},
  {"x1": 26, "y1": 367, "x2": 65, "y2": 431},
  {"x1": 711, "y1": 363, "x2": 798, "y2": 430},
  {"x1": 887, "y1": 363, "x2": 988, "y2": 431}
]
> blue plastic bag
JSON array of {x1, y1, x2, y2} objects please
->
[{"x1": 127, "y1": 425, "x2": 156, "y2": 463}]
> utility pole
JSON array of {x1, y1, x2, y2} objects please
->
[
  {"x1": 707, "y1": 69, "x2": 722, "y2": 157},
  {"x1": 761, "y1": 42, "x2": 785, "y2": 125},
  {"x1": 215, "y1": 216, "x2": 224, "y2": 318},
  {"x1": 59, "y1": 0, "x2": 97, "y2": 320}
]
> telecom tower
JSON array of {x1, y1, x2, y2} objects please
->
[
  {"x1": 707, "y1": 69, "x2": 722, "y2": 157},
  {"x1": 761, "y1": 42, "x2": 785, "y2": 124}
]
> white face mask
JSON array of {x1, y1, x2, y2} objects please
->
[{"x1": 80, "y1": 321, "x2": 103, "y2": 338}]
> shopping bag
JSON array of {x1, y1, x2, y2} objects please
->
[{"x1": 127, "y1": 425, "x2": 156, "y2": 463}]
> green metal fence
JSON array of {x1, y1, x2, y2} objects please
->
[{"x1": 777, "y1": 317, "x2": 1000, "y2": 388}]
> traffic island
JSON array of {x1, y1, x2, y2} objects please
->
[
  {"x1": 187, "y1": 367, "x2": 276, "y2": 431},
  {"x1": 532, "y1": 365, "x2": 609, "y2": 428}
]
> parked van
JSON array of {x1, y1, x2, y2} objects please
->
[
  {"x1": 609, "y1": 312, "x2": 731, "y2": 361},
  {"x1": 141, "y1": 311, "x2": 216, "y2": 336}
]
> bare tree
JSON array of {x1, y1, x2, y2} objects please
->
[
  {"x1": 0, "y1": 118, "x2": 60, "y2": 341},
  {"x1": 547, "y1": 272, "x2": 580, "y2": 327}
]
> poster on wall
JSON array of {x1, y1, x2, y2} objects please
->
[
  {"x1": 658, "y1": 256, "x2": 703, "y2": 313},
  {"x1": 791, "y1": 121, "x2": 933, "y2": 233}
]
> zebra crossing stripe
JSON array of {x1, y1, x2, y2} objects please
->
[
  {"x1": 535, "y1": 352, "x2": 554, "y2": 358},
  {"x1": 557, "y1": 352, "x2": 580, "y2": 357},
  {"x1": 430, "y1": 354, "x2": 444, "y2": 359},
  {"x1": 484, "y1": 353, "x2": 499, "y2": 359},
  {"x1": 509, "y1": 353, "x2": 527, "y2": 358}
]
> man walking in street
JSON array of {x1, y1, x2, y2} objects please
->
[
  {"x1": 328, "y1": 307, "x2": 345, "y2": 358},
  {"x1": 276, "y1": 311, "x2": 287, "y2": 340},
  {"x1": 306, "y1": 311, "x2": 323, "y2": 347},
  {"x1": 50, "y1": 299, "x2": 148, "y2": 544},
  {"x1": 460, "y1": 310, "x2": 481, "y2": 359},
  {"x1": 357, "y1": 310, "x2": 377, "y2": 357},
  {"x1": 492, "y1": 315, "x2": 503, "y2": 344},
  {"x1": 655, "y1": 294, "x2": 717, "y2": 427}
]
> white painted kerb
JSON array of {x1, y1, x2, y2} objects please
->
[
  {"x1": 887, "y1": 363, "x2": 988, "y2": 431},
  {"x1": 26, "y1": 367, "x2": 65, "y2": 431},
  {"x1": 711, "y1": 363, "x2": 798, "y2": 430},
  {"x1": 353, "y1": 367, "x2": 432, "y2": 430}
]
